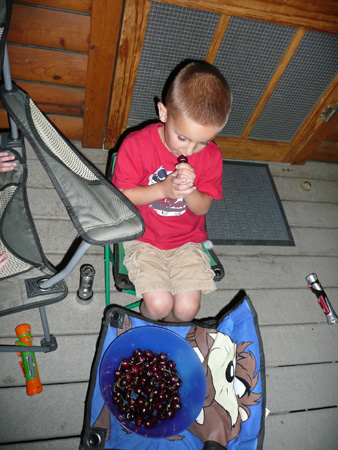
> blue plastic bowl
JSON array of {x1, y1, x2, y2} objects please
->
[{"x1": 99, "y1": 326, "x2": 206, "y2": 438}]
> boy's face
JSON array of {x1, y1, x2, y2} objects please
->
[{"x1": 158, "y1": 102, "x2": 221, "y2": 159}]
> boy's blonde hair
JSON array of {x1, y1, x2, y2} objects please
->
[{"x1": 165, "y1": 61, "x2": 232, "y2": 128}]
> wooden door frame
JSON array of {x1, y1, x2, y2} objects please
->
[
  {"x1": 82, "y1": 0, "x2": 125, "y2": 149},
  {"x1": 104, "y1": 0, "x2": 338, "y2": 163}
]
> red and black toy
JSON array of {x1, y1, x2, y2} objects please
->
[{"x1": 306, "y1": 273, "x2": 338, "y2": 325}]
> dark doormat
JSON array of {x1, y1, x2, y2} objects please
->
[{"x1": 206, "y1": 161, "x2": 295, "y2": 246}]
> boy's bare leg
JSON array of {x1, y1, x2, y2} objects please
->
[
  {"x1": 140, "y1": 290, "x2": 174, "y2": 321},
  {"x1": 164, "y1": 290, "x2": 201, "y2": 322}
]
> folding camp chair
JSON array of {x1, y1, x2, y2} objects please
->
[
  {"x1": 80, "y1": 294, "x2": 266, "y2": 450},
  {"x1": 0, "y1": 0, "x2": 144, "y2": 353},
  {"x1": 104, "y1": 153, "x2": 225, "y2": 308}
]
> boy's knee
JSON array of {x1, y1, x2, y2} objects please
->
[
  {"x1": 173, "y1": 297, "x2": 200, "y2": 322},
  {"x1": 142, "y1": 292, "x2": 173, "y2": 320}
]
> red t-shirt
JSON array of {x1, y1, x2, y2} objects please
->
[{"x1": 112, "y1": 123, "x2": 223, "y2": 250}]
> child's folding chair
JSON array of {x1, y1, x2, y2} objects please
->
[{"x1": 80, "y1": 293, "x2": 266, "y2": 450}]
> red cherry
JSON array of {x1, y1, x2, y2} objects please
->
[
  {"x1": 168, "y1": 360, "x2": 176, "y2": 369},
  {"x1": 172, "y1": 401, "x2": 182, "y2": 411},
  {"x1": 155, "y1": 401, "x2": 164, "y2": 411},
  {"x1": 120, "y1": 359, "x2": 130, "y2": 370},
  {"x1": 130, "y1": 364, "x2": 140, "y2": 376},
  {"x1": 114, "y1": 369, "x2": 122, "y2": 379},
  {"x1": 144, "y1": 350, "x2": 154, "y2": 360},
  {"x1": 144, "y1": 418, "x2": 153, "y2": 428},
  {"x1": 167, "y1": 408, "x2": 176, "y2": 419},
  {"x1": 177, "y1": 155, "x2": 188, "y2": 164},
  {"x1": 135, "y1": 416, "x2": 143, "y2": 427},
  {"x1": 158, "y1": 410, "x2": 167, "y2": 421}
]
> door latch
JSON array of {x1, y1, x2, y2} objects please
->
[{"x1": 320, "y1": 102, "x2": 338, "y2": 122}]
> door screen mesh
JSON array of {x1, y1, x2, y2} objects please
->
[
  {"x1": 127, "y1": 2, "x2": 338, "y2": 145},
  {"x1": 127, "y1": 2, "x2": 220, "y2": 128},
  {"x1": 214, "y1": 16, "x2": 296, "y2": 138},
  {"x1": 248, "y1": 31, "x2": 338, "y2": 142}
]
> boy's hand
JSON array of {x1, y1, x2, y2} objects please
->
[
  {"x1": 175, "y1": 161, "x2": 196, "y2": 185},
  {"x1": 164, "y1": 163, "x2": 196, "y2": 199},
  {"x1": 0, "y1": 152, "x2": 17, "y2": 172}
]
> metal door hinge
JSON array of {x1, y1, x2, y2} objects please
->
[{"x1": 320, "y1": 103, "x2": 338, "y2": 122}]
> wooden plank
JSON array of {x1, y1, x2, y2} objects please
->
[
  {"x1": 311, "y1": 141, "x2": 338, "y2": 163},
  {"x1": 0, "y1": 110, "x2": 9, "y2": 129},
  {"x1": 0, "y1": 111, "x2": 83, "y2": 140},
  {"x1": 16, "y1": 0, "x2": 92, "y2": 14},
  {"x1": 214, "y1": 136, "x2": 291, "y2": 162},
  {"x1": 261, "y1": 323, "x2": 338, "y2": 366},
  {"x1": 155, "y1": 0, "x2": 338, "y2": 34},
  {"x1": 0, "y1": 292, "x2": 130, "y2": 338},
  {"x1": 0, "y1": 437, "x2": 80, "y2": 450},
  {"x1": 46, "y1": 114, "x2": 83, "y2": 140},
  {"x1": 273, "y1": 177, "x2": 338, "y2": 203},
  {"x1": 7, "y1": 45, "x2": 88, "y2": 87},
  {"x1": 213, "y1": 255, "x2": 338, "y2": 291},
  {"x1": 269, "y1": 161, "x2": 338, "y2": 181},
  {"x1": 82, "y1": 0, "x2": 124, "y2": 148},
  {"x1": 8, "y1": 4, "x2": 90, "y2": 53},
  {"x1": 266, "y1": 363, "x2": 338, "y2": 414},
  {"x1": 234, "y1": 287, "x2": 338, "y2": 327},
  {"x1": 0, "y1": 335, "x2": 97, "y2": 386},
  {"x1": 105, "y1": 0, "x2": 151, "y2": 148},
  {"x1": 240, "y1": 28, "x2": 307, "y2": 139},
  {"x1": 282, "y1": 200, "x2": 338, "y2": 228},
  {"x1": 325, "y1": 122, "x2": 338, "y2": 141},
  {"x1": 264, "y1": 408, "x2": 338, "y2": 450},
  {"x1": 287, "y1": 74, "x2": 338, "y2": 164},
  {"x1": 211, "y1": 227, "x2": 338, "y2": 257},
  {"x1": 0, "y1": 382, "x2": 87, "y2": 442},
  {"x1": 0, "y1": 81, "x2": 86, "y2": 116},
  {"x1": 205, "y1": 14, "x2": 230, "y2": 63}
]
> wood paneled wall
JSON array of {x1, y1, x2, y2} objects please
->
[{"x1": 0, "y1": 0, "x2": 123, "y2": 148}]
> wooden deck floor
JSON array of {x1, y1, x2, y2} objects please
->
[{"x1": 0, "y1": 140, "x2": 337, "y2": 449}]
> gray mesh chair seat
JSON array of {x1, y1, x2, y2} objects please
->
[
  {"x1": 0, "y1": 135, "x2": 68, "y2": 317},
  {"x1": 0, "y1": 86, "x2": 144, "y2": 352}
]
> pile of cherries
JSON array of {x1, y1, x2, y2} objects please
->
[{"x1": 112, "y1": 348, "x2": 183, "y2": 429}]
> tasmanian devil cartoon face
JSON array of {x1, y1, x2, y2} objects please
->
[
  {"x1": 194, "y1": 332, "x2": 245, "y2": 428},
  {"x1": 204, "y1": 332, "x2": 239, "y2": 426},
  {"x1": 186, "y1": 326, "x2": 261, "y2": 447}
]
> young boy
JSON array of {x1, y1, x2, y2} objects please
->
[{"x1": 112, "y1": 61, "x2": 232, "y2": 322}]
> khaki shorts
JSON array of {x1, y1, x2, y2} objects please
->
[{"x1": 123, "y1": 241, "x2": 216, "y2": 298}]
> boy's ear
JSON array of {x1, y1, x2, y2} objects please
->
[{"x1": 157, "y1": 102, "x2": 168, "y2": 123}]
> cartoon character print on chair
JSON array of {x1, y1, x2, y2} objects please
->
[{"x1": 186, "y1": 326, "x2": 262, "y2": 447}]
